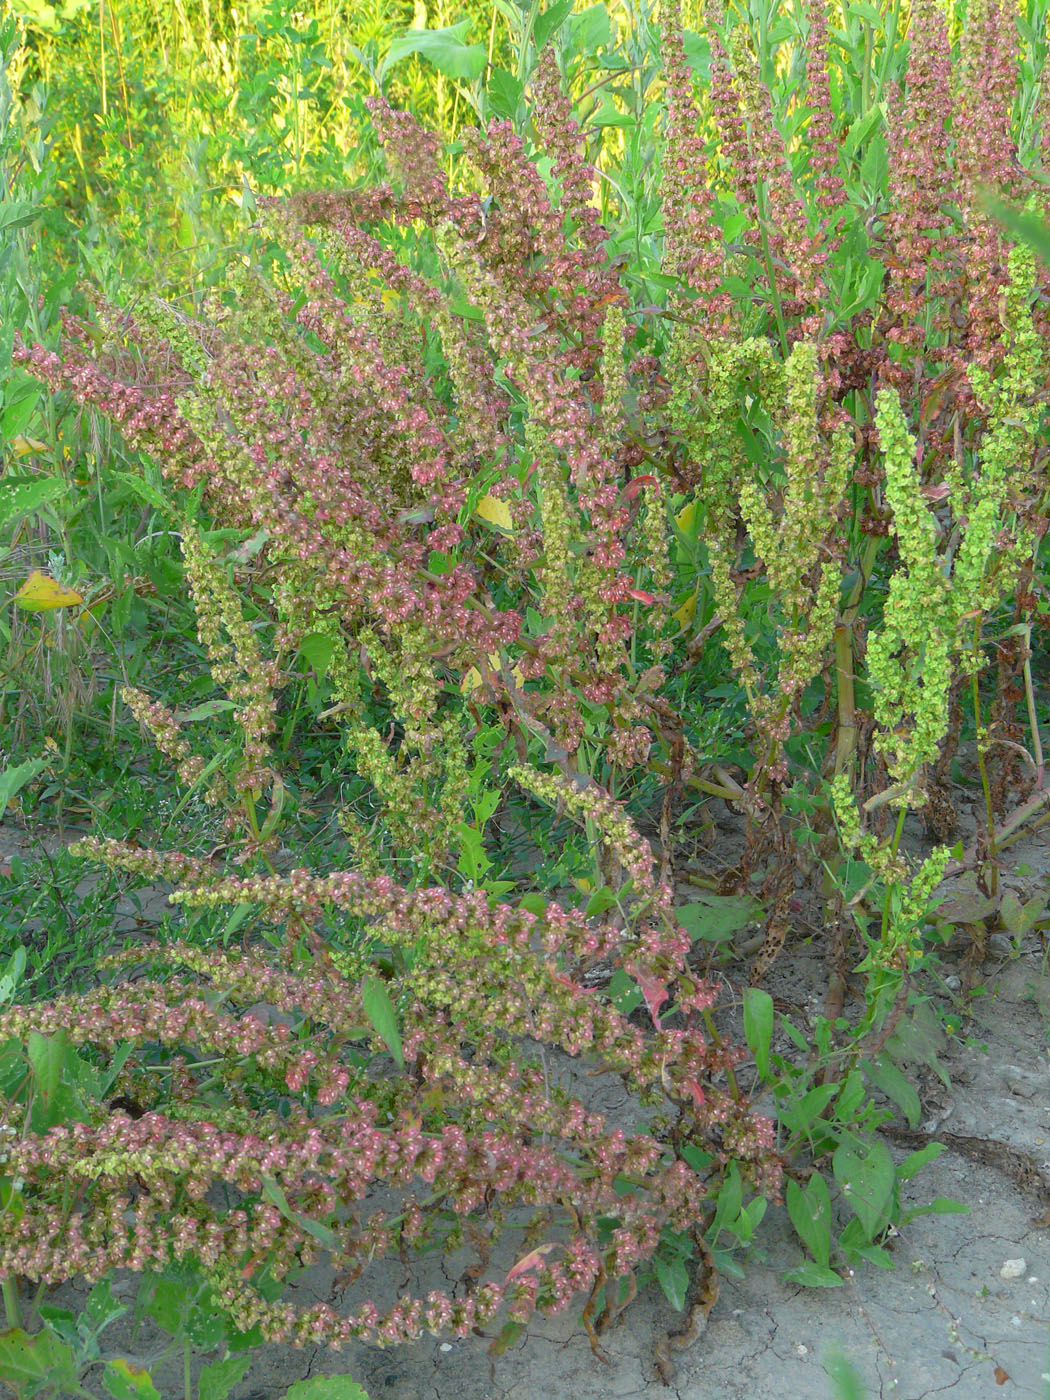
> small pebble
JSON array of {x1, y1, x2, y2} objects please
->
[
  {"x1": 943, "y1": 974, "x2": 961, "y2": 991},
  {"x1": 439, "y1": 1343, "x2": 453, "y2": 1353},
  {"x1": 988, "y1": 932, "x2": 1013, "y2": 956},
  {"x1": 1001, "y1": 1259, "x2": 1027, "y2": 1280},
  {"x1": 1010, "y1": 1315, "x2": 1023, "y2": 1328},
  {"x1": 796, "y1": 1344, "x2": 808, "y2": 1356}
]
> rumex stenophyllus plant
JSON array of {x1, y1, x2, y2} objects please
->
[
  {"x1": 7, "y1": 39, "x2": 780, "y2": 1365},
  {"x1": 656, "y1": 0, "x2": 1050, "y2": 993}
]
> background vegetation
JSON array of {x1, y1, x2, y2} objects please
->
[{"x1": 2, "y1": 0, "x2": 1050, "y2": 1397}]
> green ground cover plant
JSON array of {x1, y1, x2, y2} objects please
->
[{"x1": 4, "y1": 0, "x2": 1050, "y2": 1395}]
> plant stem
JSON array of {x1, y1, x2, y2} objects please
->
[{"x1": 2, "y1": 1276, "x2": 21, "y2": 1330}]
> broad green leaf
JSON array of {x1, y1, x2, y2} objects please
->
[
  {"x1": 0, "y1": 1328, "x2": 80, "y2": 1390},
  {"x1": 171, "y1": 699, "x2": 237, "y2": 722},
  {"x1": 980, "y1": 189, "x2": 1050, "y2": 267},
  {"x1": 0, "y1": 757, "x2": 48, "y2": 812},
  {"x1": 608, "y1": 967, "x2": 642, "y2": 1015},
  {"x1": 900, "y1": 1196, "x2": 969, "y2": 1225},
  {"x1": 654, "y1": 1255, "x2": 689, "y2": 1311},
  {"x1": 361, "y1": 973, "x2": 403, "y2": 1067},
  {"x1": 568, "y1": 3, "x2": 610, "y2": 52},
  {"x1": 199, "y1": 1353, "x2": 250, "y2": 1400},
  {"x1": 298, "y1": 632, "x2": 336, "y2": 678},
  {"x1": 896, "y1": 1141, "x2": 944, "y2": 1181},
  {"x1": 783, "y1": 1261, "x2": 844, "y2": 1287},
  {"x1": 785, "y1": 1173, "x2": 832, "y2": 1267},
  {"x1": 0, "y1": 476, "x2": 65, "y2": 527},
  {"x1": 111, "y1": 472, "x2": 169, "y2": 513},
  {"x1": 533, "y1": 0, "x2": 574, "y2": 51},
  {"x1": 823, "y1": 1351, "x2": 866, "y2": 1400},
  {"x1": 743, "y1": 987, "x2": 773, "y2": 1081},
  {"x1": 584, "y1": 886, "x2": 619, "y2": 918},
  {"x1": 677, "y1": 892, "x2": 762, "y2": 944},
  {"x1": 381, "y1": 22, "x2": 486, "y2": 83},
  {"x1": 861, "y1": 1057, "x2": 920, "y2": 1128},
  {"x1": 833, "y1": 1139, "x2": 895, "y2": 1242},
  {"x1": 779, "y1": 1081, "x2": 840, "y2": 1134}
]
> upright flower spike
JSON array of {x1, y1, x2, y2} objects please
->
[
  {"x1": 659, "y1": 2, "x2": 728, "y2": 312},
  {"x1": 180, "y1": 523, "x2": 279, "y2": 802},
  {"x1": 956, "y1": 0, "x2": 1026, "y2": 373},
  {"x1": 869, "y1": 387, "x2": 952, "y2": 788},
  {"x1": 725, "y1": 26, "x2": 824, "y2": 325},
  {"x1": 802, "y1": 0, "x2": 847, "y2": 245},
  {"x1": 881, "y1": 0, "x2": 960, "y2": 385}
]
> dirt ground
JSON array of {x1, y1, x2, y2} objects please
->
[{"x1": 3, "y1": 815, "x2": 1050, "y2": 1400}]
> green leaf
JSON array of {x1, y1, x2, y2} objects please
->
[
  {"x1": 584, "y1": 885, "x2": 619, "y2": 918},
  {"x1": 199, "y1": 1354, "x2": 251, "y2": 1400},
  {"x1": 0, "y1": 757, "x2": 48, "y2": 812},
  {"x1": 833, "y1": 1139, "x2": 895, "y2": 1242},
  {"x1": 0, "y1": 476, "x2": 66, "y2": 528},
  {"x1": 900, "y1": 1196, "x2": 969, "y2": 1225},
  {"x1": 896, "y1": 1145, "x2": 942, "y2": 1186},
  {"x1": 171, "y1": 699, "x2": 238, "y2": 723},
  {"x1": 979, "y1": 188, "x2": 1050, "y2": 267},
  {"x1": 568, "y1": 3, "x2": 611, "y2": 53},
  {"x1": 260, "y1": 1177, "x2": 340, "y2": 1250},
  {"x1": 785, "y1": 1173, "x2": 832, "y2": 1267},
  {"x1": 83, "y1": 1276, "x2": 128, "y2": 1334},
  {"x1": 861, "y1": 1057, "x2": 920, "y2": 1128},
  {"x1": 654, "y1": 1255, "x2": 689, "y2": 1311},
  {"x1": 298, "y1": 632, "x2": 336, "y2": 678},
  {"x1": 823, "y1": 1350, "x2": 866, "y2": 1400},
  {"x1": 104, "y1": 1356, "x2": 162, "y2": 1400},
  {"x1": 381, "y1": 22, "x2": 486, "y2": 83},
  {"x1": 708, "y1": 1160, "x2": 742, "y2": 1241},
  {"x1": 361, "y1": 974, "x2": 403, "y2": 1067},
  {"x1": 677, "y1": 892, "x2": 762, "y2": 943},
  {"x1": 0, "y1": 1328, "x2": 80, "y2": 1391},
  {"x1": 485, "y1": 66, "x2": 522, "y2": 119},
  {"x1": 533, "y1": 0, "x2": 574, "y2": 52},
  {"x1": 680, "y1": 29, "x2": 711, "y2": 80},
  {"x1": 743, "y1": 987, "x2": 773, "y2": 1081},
  {"x1": 111, "y1": 472, "x2": 169, "y2": 514},
  {"x1": 608, "y1": 967, "x2": 642, "y2": 1015},
  {"x1": 779, "y1": 1081, "x2": 840, "y2": 1134},
  {"x1": 282, "y1": 1378, "x2": 373, "y2": 1400},
  {"x1": 783, "y1": 1261, "x2": 844, "y2": 1287},
  {"x1": 0, "y1": 201, "x2": 38, "y2": 232}
]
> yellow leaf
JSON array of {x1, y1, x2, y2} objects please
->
[
  {"x1": 675, "y1": 500, "x2": 698, "y2": 533},
  {"x1": 672, "y1": 585, "x2": 699, "y2": 627},
  {"x1": 460, "y1": 654, "x2": 524, "y2": 695},
  {"x1": 9, "y1": 436, "x2": 49, "y2": 457},
  {"x1": 13, "y1": 570, "x2": 83, "y2": 611},
  {"x1": 475, "y1": 494, "x2": 514, "y2": 532}
]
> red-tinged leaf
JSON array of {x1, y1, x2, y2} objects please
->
[
  {"x1": 506, "y1": 1243, "x2": 557, "y2": 1281},
  {"x1": 684, "y1": 1078, "x2": 706, "y2": 1109},
  {"x1": 623, "y1": 474, "x2": 658, "y2": 500},
  {"x1": 995, "y1": 1368, "x2": 1010, "y2": 1385},
  {"x1": 632, "y1": 970, "x2": 668, "y2": 1026},
  {"x1": 626, "y1": 589, "x2": 656, "y2": 605}
]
